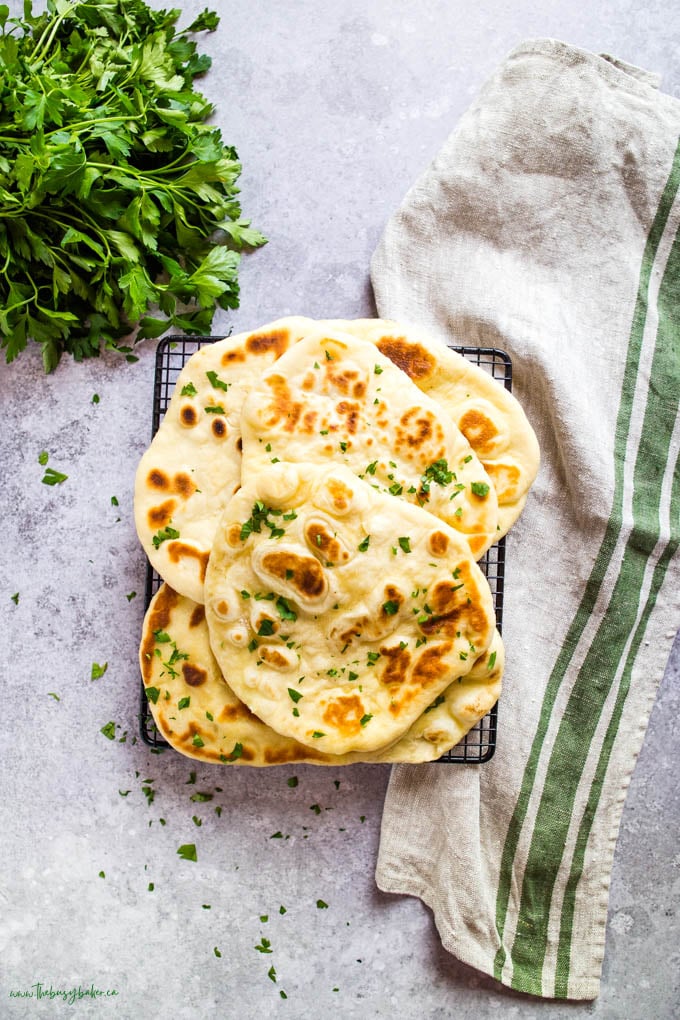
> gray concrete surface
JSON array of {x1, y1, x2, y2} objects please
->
[{"x1": 1, "y1": 1, "x2": 678, "y2": 1017}]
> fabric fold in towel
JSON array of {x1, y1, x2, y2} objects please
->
[{"x1": 370, "y1": 38, "x2": 680, "y2": 1000}]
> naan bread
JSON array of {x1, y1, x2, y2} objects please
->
[
  {"x1": 133, "y1": 317, "x2": 316, "y2": 603},
  {"x1": 329, "y1": 318, "x2": 540, "y2": 535},
  {"x1": 135, "y1": 315, "x2": 538, "y2": 602},
  {"x1": 204, "y1": 463, "x2": 496, "y2": 755},
  {"x1": 141, "y1": 583, "x2": 504, "y2": 765},
  {"x1": 240, "y1": 328, "x2": 499, "y2": 558}
]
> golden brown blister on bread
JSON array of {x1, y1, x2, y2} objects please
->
[
  {"x1": 204, "y1": 463, "x2": 496, "y2": 756},
  {"x1": 140, "y1": 583, "x2": 504, "y2": 765},
  {"x1": 240, "y1": 328, "x2": 499, "y2": 559}
]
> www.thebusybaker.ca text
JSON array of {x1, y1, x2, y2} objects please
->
[{"x1": 9, "y1": 982, "x2": 118, "y2": 1006}]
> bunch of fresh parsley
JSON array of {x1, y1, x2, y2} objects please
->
[{"x1": 0, "y1": 0, "x2": 266, "y2": 372}]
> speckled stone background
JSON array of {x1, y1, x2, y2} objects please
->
[{"x1": 2, "y1": 2, "x2": 678, "y2": 1018}]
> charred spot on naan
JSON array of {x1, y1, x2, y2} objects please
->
[
  {"x1": 322, "y1": 694, "x2": 366, "y2": 737},
  {"x1": 484, "y1": 460, "x2": 523, "y2": 503},
  {"x1": 396, "y1": 406, "x2": 445, "y2": 453},
  {"x1": 379, "y1": 643, "x2": 412, "y2": 686},
  {"x1": 245, "y1": 328, "x2": 291, "y2": 358},
  {"x1": 182, "y1": 662, "x2": 207, "y2": 687},
  {"x1": 259, "y1": 549, "x2": 328, "y2": 601},
  {"x1": 418, "y1": 567, "x2": 491, "y2": 642},
  {"x1": 376, "y1": 336, "x2": 436, "y2": 381},
  {"x1": 166, "y1": 541, "x2": 210, "y2": 583},
  {"x1": 458, "y1": 407, "x2": 501, "y2": 457},
  {"x1": 147, "y1": 499, "x2": 176, "y2": 528},
  {"x1": 180, "y1": 404, "x2": 198, "y2": 427}
]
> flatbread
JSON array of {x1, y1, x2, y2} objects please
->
[
  {"x1": 134, "y1": 316, "x2": 538, "y2": 603},
  {"x1": 140, "y1": 583, "x2": 504, "y2": 765},
  {"x1": 204, "y1": 462, "x2": 496, "y2": 755},
  {"x1": 327, "y1": 318, "x2": 540, "y2": 535},
  {"x1": 240, "y1": 327, "x2": 499, "y2": 558},
  {"x1": 133, "y1": 317, "x2": 316, "y2": 603}
]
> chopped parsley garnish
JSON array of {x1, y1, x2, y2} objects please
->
[
  {"x1": 357, "y1": 535, "x2": 370, "y2": 552},
  {"x1": 398, "y1": 536, "x2": 411, "y2": 553},
  {"x1": 181, "y1": 382, "x2": 198, "y2": 397},
  {"x1": 146, "y1": 687, "x2": 160, "y2": 704},
  {"x1": 204, "y1": 404, "x2": 225, "y2": 414},
  {"x1": 177, "y1": 843, "x2": 197, "y2": 862},
  {"x1": 470, "y1": 481, "x2": 490, "y2": 498},
  {"x1": 288, "y1": 688, "x2": 303, "y2": 704},
  {"x1": 42, "y1": 466, "x2": 68, "y2": 486},
  {"x1": 206, "y1": 370, "x2": 230, "y2": 391},
  {"x1": 365, "y1": 460, "x2": 378, "y2": 475},
  {"x1": 382, "y1": 600, "x2": 399, "y2": 616},
  {"x1": 100, "y1": 721, "x2": 116, "y2": 740},
  {"x1": 192, "y1": 734, "x2": 205, "y2": 748},
  {"x1": 366, "y1": 651, "x2": 380, "y2": 665},
  {"x1": 152, "y1": 525, "x2": 180, "y2": 549},
  {"x1": 360, "y1": 714, "x2": 373, "y2": 726},
  {"x1": 240, "y1": 501, "x2": 286, "y2": 541},
  {"x1": 373, "y1": 364, "x2": 383, "y2": 374},
  {"x1": 222, "y1": 742, "x2": 243, "y2": 762},
  {"x1": 257, "y1": 619, "x2": 275, "y2": 637},
  {"x1": 153, "y1": 629, "x2": 172, "y2": 644},
  {"x1": 348, "y1": 671, "x2": 359, "y2": 682},
  {"x1": 422, "y1": 458, "x2": 454, "y2": 488},
  {"x1": 276, "y1": 596, "x2": 297, "y2": 622},
  {"x1": 311, "y1": 731, "x2": 325, "y2": 739},
  {"x1": 178, "y1": 697, "x2": 191, "y2": 710},
  {"x1": 339, "y1": 441, "x2": 348, "y2": 453},
  {"x1": 388, "y1": 481, "x2": 403, "y2": 496},
  {"x1": 91, "y1": 661, "x2": 108, "y2": 680},
  {"x1": 487, "y1": 650, "x2": 497, "y2": 670}
]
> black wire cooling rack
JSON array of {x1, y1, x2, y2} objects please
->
[{"x1": 139, "y1": 336, "x2": 510, "y2": 764}]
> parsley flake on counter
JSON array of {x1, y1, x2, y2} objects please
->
[
  {"x1": 42, "y1": 467, "x2": 68, "y2": 486},
  {"x1": 268, "y1": 965, "x2": 277, "y2": 983},
  {"x1": 91, "y1": 661, "x2": 108, "y2": 681},
  {"x1": 10, "y1": 592, "x2": 19, "y2": 604},
  {"x1": 91, "y1": 394, "x2": 100, "y2": 404},
  {"x1": 38, "y1": 450, "x2": 48, "y2": 466},
  {"x1": 47, "y1": 692, "x2": 60, "y2": 701},
  {"x1": 254, "y1": 938, "x2": 273, "y2": 955},
  {"x1": 126, "y1": 591, "x2": 137, "y2": 602},
  {"x1": 316, "y1": 899, "x2": 329, "y2": 909},
  {"x1": 214, "y1": 947, "x2": 222, "y2": 959},
  {"x1": 100, "y1": 721, "x2": 117, "y2": 740},
  {"x1": 177, "y1": 843, "x2": 198, "y2": 862}
]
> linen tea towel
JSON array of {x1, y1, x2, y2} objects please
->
[{"x1": 370, "y1": 39, "x2": 680, "y2": 1000}]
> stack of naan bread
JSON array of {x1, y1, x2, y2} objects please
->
[{"x1": 135, "y1": 318, "x2": 539, "y2": 766}]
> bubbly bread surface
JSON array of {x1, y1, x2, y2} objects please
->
[
  {"x1": 141, "y1": 583, "x2": 504, "y2": 765},
  {"x1": 204, "y1": 463, "x2": 496, "y2": 756},
  {"x1": 240, "y1": 328, "x2": 499, "y2": 558}
]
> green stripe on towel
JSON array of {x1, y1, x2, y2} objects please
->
[{"x1": 493, "y1": 135, "x2": 680, "y2": 991}]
